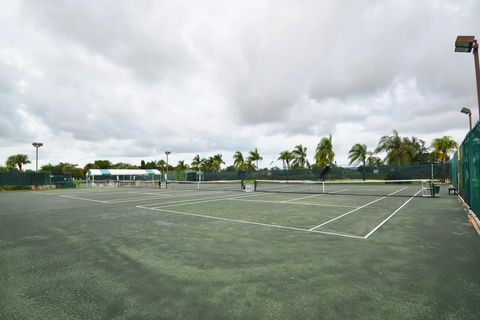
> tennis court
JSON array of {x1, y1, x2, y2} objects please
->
[{"x1": 1, "y1": 182, "x2": 479, "y2": 319}]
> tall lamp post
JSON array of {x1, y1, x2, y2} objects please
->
[
  {"x1": 455, "y1": 35, "x2": 480, "y2": 121},
  {"x1": 460, "y1": 107, "x2": 472, "y2": 130},
  {"x1": 165, "y1": 150, "x2": 171, "y2": 183},
  {"x1": 32, "y1": 142, "x2": 43, "y2": 172}
]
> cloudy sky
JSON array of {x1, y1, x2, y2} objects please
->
[{"x1": 1, "y1": 0, "x2": 478, "y2": 170}]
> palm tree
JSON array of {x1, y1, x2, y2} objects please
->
[
  {"x1": 432, "y1": 136, "x2": 458, "y2": 163},
  {"x1": 367, "y1": 156, "x2": 383, "y2": 167},
  {"x1": 176, "y1": 160, "x2": 188, "y2": 171},
  {"x1": 156, "y1": 159, "x2": 166, "y2": 172},
  {"x1": 199, "y1": 158, "x2": 208, "y2": 172},
  {"x1": 212, "y1": 154, "x2": 225, "y2": 172},
  {"x1": 6, "y1": 154, "x2": 31, "y2": 171},
  {"x1": 348, "y1": 143, "x2": 368, "y2": 180},
  {"x1": 191, "y1": 154, "x2": 201, "y2": 171},
  {"x1": 204, "y1": 154, "x2": 224, "y2": 172},
  {"x1": 241, "y1": 159, "x2": 255, "y2": 171},
  {"x1": 315, "y1": 135, "x2": 335, "y2": 167},
  {"x1": 278, "y1": 150, "x2": 294, "y2": 170},
  {"x1": 375, "y1": 130, "x2": 413, "y2": 165},
  {"x1": 292, "y1": 144, "x2": 308, "y2": 168},
  {"x1": 248, "y1": 148, "x2": 262, "y2": 170},
  {"x1": 233, "y1": 151, "x2": 245, "y2": 170}
]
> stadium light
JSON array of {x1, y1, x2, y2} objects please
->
[
  {"x1": 455, "y1": 35, "x2": 480, "y2": 121},
  {"x1": 460, "y1": 107, "x2": 472, "y2": 130},
  {"x1": 32, "y1": 142, "x2": 43, "y2": 172},
  {"x1": 165, "y1": 151, "x2": 171, "y2": 181}
]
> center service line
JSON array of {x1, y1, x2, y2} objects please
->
[{"x1": 308, "y1": 187, "x2": 408, "y2": 231}]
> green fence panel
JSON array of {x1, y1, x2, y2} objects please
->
[
  {"x1": 454, "y1": 121, "x2": 480, "y2": 216},
  {"x1": 187, "y1": 163, "x2": 448, "y2": 183},
  {"x1": 468, "y1": 123, "x2": 480, "y2": 215},
  {"x1": 450, "y1": 153, "x2": 458, "y2": 189},
  {"x1": 51, "y1": 175, "x2": 76, "y2": 188},
  {"x1": 0, "y1": 172, "x2": 51, "y2": 186}
]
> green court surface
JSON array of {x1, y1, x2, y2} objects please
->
[{"x1": 1, "y1": 186, "x2": 479, "y2": 319}]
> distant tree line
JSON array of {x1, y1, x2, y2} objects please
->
[{"x1": 0, "y1": 131, "x2": 458, "y2": 179}]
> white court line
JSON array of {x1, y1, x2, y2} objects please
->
[
  {"x1": 126, "y1": 191, "x2": 173, "y2": 196},
  {"x1": 60, "y1": 195, "x2": 109, "y2": 203},
  {"x1": 39, "y1": 189, "x2": 135, "y2": 196},
  {"x1": 283, "y1": 188, "x2": 350, "y2": 202},
  {"x1": 363, "y1": 189, "x2": 423, "y2": 239},
  {"x1": 104, "y1": 193, "x2": 201, "y2": 203},
  {"x1": 283, "y1": 193, "x2": 323, "y2": 202},
  {"x1": 228, "y1": 198, "x2": 358, "y2": 208},
  {"x1": 139, "y1": 193, "x2": 246, "y2": 208},
  {"x1": 55, "y1": 189, "x2": 230, "y2": 205},
  {"x1": 136, "y1": 206, "x2": 364, "y2": 239},
  {"x1": 141, "y1": 190, "x2": 273, "y2": 208},
  {"x1": 106, "y1": 192, "x2": 226, "y2": 204},
  {"x1": 308, "y1": 187, "x2": 408, "y2": 231}
]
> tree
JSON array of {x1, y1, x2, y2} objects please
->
[
  {"x1": 212, "y1": 154, "x2": 225, "y2": 172},
  {"x1": 248, "y1": 148, "x2": 262, "y2": 170},
  {"x1": 278, "y1": 150, "x2": 294, "y2": 170},
  {"x1": 315, "y1": 135, "x2": 335, "y2": 167},
  {"x1": 233, "y1": 151, "x2": 245, "y2": 170},
  {"x1": 242, "y1": 159, "x2": 255, "y2": 171},
  {"x1": 140, "y1": 160, "x2": 146, "y2": 169},
  {"x1": 176, "y1": 160, "x2": 188, "y2": 171},
  {"x1": 292, "y1": 144, "x2": 308, "y2": 168},
  {"x1": 156, "y1": 159, "x2": 166, "y2": 172},
  {"x1": 432, "y1": 136, "x2": 458, "y2": 163},
  {"x1": 348, "y1": 143, "x2": 368, "y2": 180},
  {"x1": 375, "y1": 130, "x2": 413, "y2": 165},
  {"x1": 113, "y1": 162, "x2": 137, "y2": 169},
  {"x1": 199, "y1": 158, "x2": 209, "y2": 172},
  {"x1": 224, "y1": 165, "x2": 237, "y2": 172},
  {"x1": 41, "y1": 162, "x2": 83, "y2": 178},
  {"x1": 403, "y1": 136, "x2": 429, "y2": 163},
  {"x1": 191, "y1": 154, "x2": 201, "y2": 171},
  {"x1": 366, "y1": 156, "x2": 383, "y2": 167},
  {"x1": 93, "y1": 160, "x2": 113, "y2": 169},
  {"x1": 6, "y1": 154, "x2": 31, "y2": 171},
  {"x1": 376, "y1": 130, "x2": 435, "y2": 165},
  {"x1": 144, "y1": 161, "x2": 157, "y2": 169}
]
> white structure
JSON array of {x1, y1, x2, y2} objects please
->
[{"x1": 86, "y1": 169, "x2": 161, "y2": 187}]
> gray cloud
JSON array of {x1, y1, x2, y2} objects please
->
[{"x1": 0, "y1": 0, "x2": 477, "y2": 169}]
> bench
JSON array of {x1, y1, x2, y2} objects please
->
[{"x1": 448, "y1": 185, "x2": 457, "y2": 195}]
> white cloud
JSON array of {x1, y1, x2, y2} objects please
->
[{"x1": 0, "y1": 0, "x2": 478, "y2": 170}]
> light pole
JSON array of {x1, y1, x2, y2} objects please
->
[
  {"x1": 165, "y1": 151, "x2": 171, "y2": 182},
  {"x1": 455, "y1": 35, "x2": 480, "y2": 121},
  {"x1": 32, "y1": 142, "x2": 43, "y2": 172},
  {"x1": 460, "y1": 107, "x2": 472, "y2": 130}
]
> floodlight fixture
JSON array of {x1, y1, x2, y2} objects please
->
[
  {"x1": 460, "y1": 107, "x2": 472, "y2": 130},
  {"x1": 32, "y1": 142, "x2": 43, "y2": 172},
  {"x1": 455, "y1": 36, "x2": 476, "y2": 53},
  {"x1": 455, "y1": 35, "x2": 480, "y2": 121},
  {"x1": 165, "y1": 151, "x2": 171, "y2": 183}
]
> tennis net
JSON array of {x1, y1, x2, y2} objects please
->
[
  {"x1": 253, "y1": 179, "x2": 435, "y2": 197},
  {"x1": 166, "y1": 180, "x2": 242, "y2": 191},
  {"x1": 117, "y1": 180, "x2": 161, "y2": 188}
]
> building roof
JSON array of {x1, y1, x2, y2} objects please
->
[{"x1": 87, "y1": 169, "x2": 161, "y2": 176}]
